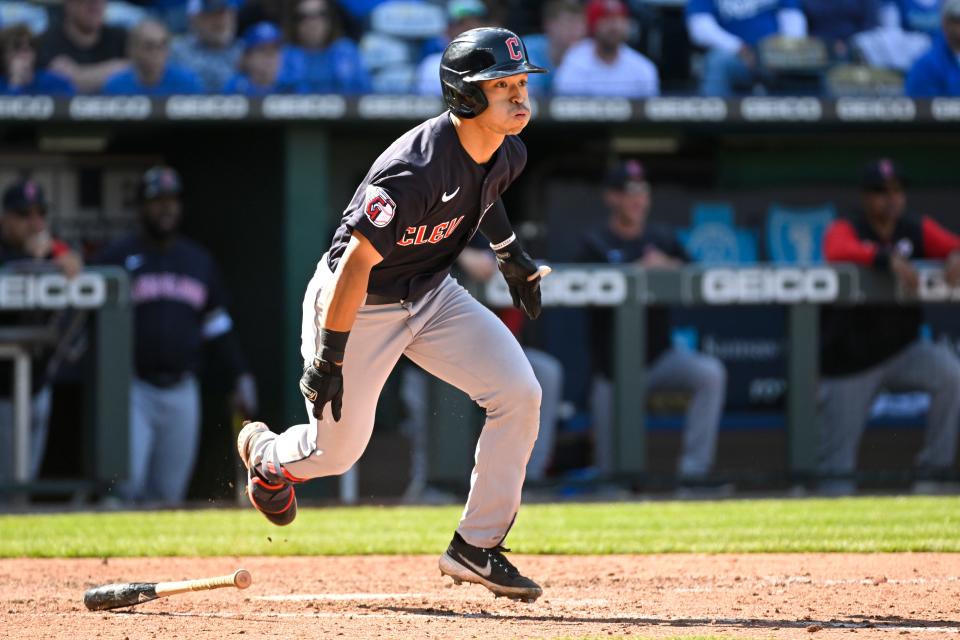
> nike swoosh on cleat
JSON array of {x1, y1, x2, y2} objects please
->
[
  {"x1": 458, "y1": 554, "x2": 492, "y2": 578},
  {"x1": 441, "y1": 187, "x2": 460, "y2": 202}
]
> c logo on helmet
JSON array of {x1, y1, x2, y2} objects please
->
[{"x1": 505, "y1": 36, "x2": 523, "y2": 61}]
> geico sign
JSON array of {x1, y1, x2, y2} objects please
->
[
  {"x1": 916, "y1": 269, "x2": 960, "y2": 301},
  {"x1": 701, "y1": 268, "x2": 838, "y2": 304},
  {"x1": 485, "y1": 269, "x2": 627, "y2": 307},
  {"x1": 0, "y1": 273, "x2": 107, "y2": 309}
]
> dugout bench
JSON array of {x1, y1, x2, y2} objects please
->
[{"x1": 416, "y1": 263, "x2": 958, "y2": 490}]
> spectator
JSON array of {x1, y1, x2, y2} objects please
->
[
  {"x1": 224, "y1": 21, "x2": 305, "y2": 95},
  {"x1": 0, "y1": 24, "x2": 75, "y2": 95},
  {"x1": 280, "y1": 0, "x2": 371, "y2": 94},
  {"x1": 578, "y1": 160, "x2": 728, "y2": 492},
  {"x1": 802, "y1": 0, "x2": 881, "y2": 59},
  {"x1": 96, "y1": 166, "x2": 256, "y2": 506},
  {"x1": 553, "y1": 0, "x2": 660, "y2": 97},
  {"x1": 883, "y1": 0, "x2": 944, "y2": 36},
  {"x1": 905, "y1": 0, "x2": 960, "y2": 96},
  {"x1": 522, "y1": 0, "x2": 587, "y2": 95},
  {"x1": 102, "y1": 19, "x2": 202, "y2": 95},
  {"x1": 169, "y1": 0, "x2": 243, "y2": 93},
  {"x1": 399, "y1": 245, "x2": 564, "y2": 502},
  {"x1": 415, "y1": 0, "x2": 492, "y2": 95},
  {"x1": 140, "y1": 0, "x2": 192, "y2": 34},
  {"x1": 0, "y1": 179, "x2": 83, "y2": 490},
  {"x1": 35, "y1": 0, "x2": 129, "y2": 94},
  {"x1": 818, "y1": 158, "x2": 960, "y2": 495},
  {"x1": 685, "y1": 0, "x2": 808, "y2": 96}
]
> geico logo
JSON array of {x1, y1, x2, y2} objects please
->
[
  {"x1": 0, "y1": 97, "x2": 54, "y2": 119},
  {"x1": 916, "y1": 269, "x2": 960, "y2": 301},
  {"x1": 644, "y1": 98, "x2": 726, "y2": 121},
  {"x1": 166, "y1": 96, "x2": 249, "y2": 119},
  {"x1": 358, "y1": 96, "x2": 443, "y2": 119},
  {"x1": 0, "y1": 273, "x2": 107, "y2": 309},
  {"x1": 932, "y1": 98, "x2": 960, "y2": 121},
  {"x1": 701, "y1": 268, "x2": 839, "y2": 303},
  {"x1": 69, "y1": 97, "x2": 151, "y2": 119},
  {"x1": 262, "y1": 95, "x2": 346, "y2": 119},
  {"x1": 740, "y1": 97, "x2": 822, "y2": 121},
  {"x1": 549, "y1": 97, "x2": 632, "y2": 121},
  {"x1": 484, "y1": 269, "x2": 627, "y2": 306},
  {"x1": 836, "y1": 98, "x2": 915, "y2": 121}
]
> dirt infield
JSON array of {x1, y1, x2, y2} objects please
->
[{"x1": 1, "y1": 554, "x2": 958, "y2": 639}]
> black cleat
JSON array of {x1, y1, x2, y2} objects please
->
[
  {"x1": 438, "y1": 532, "x2": 542, "y2": 602},
  {"x1": 237, "y1": 421, "x2": 298, "y2": 526}
]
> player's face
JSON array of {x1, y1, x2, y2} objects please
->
[
  {"x1": 0, "y1": 206, "x2": 45, "y2": 248},
  {"x1": 296, "y1": 0, "x2": 333, "y2": 48},
  {"x1": 245, "y1": 44, "x2": 282, "y2": 86},
  {"x1": 65, "y1": 0, "x2": 106, "y2": 34},
  {"x1": 194, "y1": 8, "x2": 237, "y2": 48},
  {"x1": 862, "y1": 183, "x2": 906, "y2": 222},
  {"x1": 607, "y1": 183, "x2": 650, "y2": 227},
  {"x1": 476, "y1": 74, "x2": 532, "y2": 136},
  {"x1": 594, "y1": 15, "x2": 629, "y2": 50},
  {"x1": 141, "y1": 195, "x2": 182, "y2": 238}
]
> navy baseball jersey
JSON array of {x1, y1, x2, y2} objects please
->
[
  {"x1": 96, "y1": 234, "x2": 238, "y2": 380},
  {"x1": 327, "y1": 112, "x2": 527, "y2": 301},
  {"x1": 579, "y1": 223, "x2": 689, "y2": 373}
]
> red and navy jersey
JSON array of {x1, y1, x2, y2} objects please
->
[
  {"x1": 327, "y1": 111, "x2": 527, "y2": 301},
  {"x1": 820, "y1": 212, "x2": 960, "y2": 376},
  {"x1": 96, "y1": 233, "x2": 240, "y2": 380}
]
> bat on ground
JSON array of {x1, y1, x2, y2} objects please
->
[{"x1": 83, "y1": 568, "x2": 252, "y2": 611}]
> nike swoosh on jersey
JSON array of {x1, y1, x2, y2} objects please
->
[
  {"x1": 441, "y1": 187, "x2": 461, "y2": 202},
  {"x1": 458, "y1": 553, "x2": 492, "y2": 578}
]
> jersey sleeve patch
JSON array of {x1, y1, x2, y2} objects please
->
[{"x1": 364, "y1": 185, "x2": 397, "y2": 228}]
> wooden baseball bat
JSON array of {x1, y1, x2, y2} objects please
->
[{"x1": 83, "y1": 568, "x2": 251, "y2": 611}]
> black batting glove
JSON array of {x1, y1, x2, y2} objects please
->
[
  {"x1": 494, "y1": 238, "x2": 543, "y2": 320},
  {"x1": 299, "y1": 357, "x2": 344, "y2": 421}
]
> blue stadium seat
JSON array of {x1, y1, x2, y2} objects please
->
[
  {"x1": 678, "y1": 202, "x2": 758, "y2": 264},
  {"x1": 765, "y1": 203, "x2": 836, "y2": 264}
]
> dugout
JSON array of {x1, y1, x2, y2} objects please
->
[{"x1": 0, "y1": 95, "x2": 958, "y2": 501}]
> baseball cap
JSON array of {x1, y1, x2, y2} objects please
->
[
  {"x1": 2, "y1": 179, "x2": 47, "y2": 215},
  {"x1": 448, "y1": 0, "x2": 488, "y2": 21},
  {"x1": 187, "y1": 0, "x2": 241, "y2": 16},
  {"x1": 861, "y1": 157, "x2": 906, "y2": 191},
  {"x1": 943, "y1": 0, "x2": 960, "y2": 19},
  {"x1": 241, "y1": 22, "x2": 282, "y2": 50},
  {"x1": 605, "y1": 159, "x2": 648, "y2": 192},
  {"x1": 140, "y1": 166, "x2": 182, "y2": 200},
  {"x1": 585, "y1": 0, "x2": 629, "y2": 35}
]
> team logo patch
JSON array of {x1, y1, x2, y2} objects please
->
[
  {"x1": 505, "y1": 36, "x2": 523, "y2": 61},
  {"x1": 364, "y1": 185, "x2": 396, "y2": 228}
]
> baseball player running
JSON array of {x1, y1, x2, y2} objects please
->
[{"x1": 237, "y1": 27, "x2": 548, "y2": 602}]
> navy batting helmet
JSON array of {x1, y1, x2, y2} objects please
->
[{"x1": 440, "y1": 27, "x2": 546, "y2": 119}]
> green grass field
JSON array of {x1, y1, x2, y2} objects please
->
[{"x1": 1, "y1": 496, "x2": 957, "y2": 557}]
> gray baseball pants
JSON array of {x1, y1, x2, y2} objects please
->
[
  {"x1": 250, "y1": 257, "x2": 541, "y2": 549},
  {"x1": 817, "y1": 339, "x2": 960, "y2": 488},
  {"x1": 121, "y1": 376, "x2": 200, "y2": 504},
  {"x1": 591, "y1": 348, "x2": 727, "y2": 478}
]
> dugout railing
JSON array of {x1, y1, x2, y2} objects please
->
[
  {"x1": 408, "y1": 263, "x2": 959, "y2": 495},
  {"x1": 0, "y1": 267, "x2": 131, "y2": 500}
]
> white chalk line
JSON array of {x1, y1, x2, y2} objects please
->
[{"x1": 253, "y1": 593, "x2": 612, "y2": 606}]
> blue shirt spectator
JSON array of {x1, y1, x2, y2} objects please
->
[
  {"x1": 281, "y1": 0, "x2": 370, "y2": 94},
  {"x1": 906, "y1": 1, "x2": 960, "y2": 96},
  {"x1": 224, "y1": 21, "x2": 306, "y2": 96},
  {"x1": 170, "y1": 0, "x2": 243, "y2": 92},
  {"x1": 889, "y1": 0, "x2": 944, "y2": 35},
  {"x1": 0, "y1": 23, "x2": 75, "y2": 96},
  {"x1": 102, "y1": 19, "x2": 202, "y2": 95},
  {"x1": 687, "y1": 0, "x2": 803, "y2": 46},
  {"x1": 803, "y1": 0, "x2": 880, "y2": 58},
  {"x1": 522, "y1": 0, "x2": 586, "y2": 95}
]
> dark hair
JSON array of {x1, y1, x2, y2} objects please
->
[
  {"x1": 281, "y1": 0, "x2": 342, "y2": 47},
  {"x1": 0, "y1": 24, "x2": 36, "y2": 75}
]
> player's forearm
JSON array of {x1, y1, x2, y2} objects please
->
[{"x1": 319, "y1": 232, "x2": 382, "y2": 334}]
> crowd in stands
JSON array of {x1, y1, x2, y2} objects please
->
[{"x1": 0, "y1": 0, "x2": 958, "y2": 98}]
